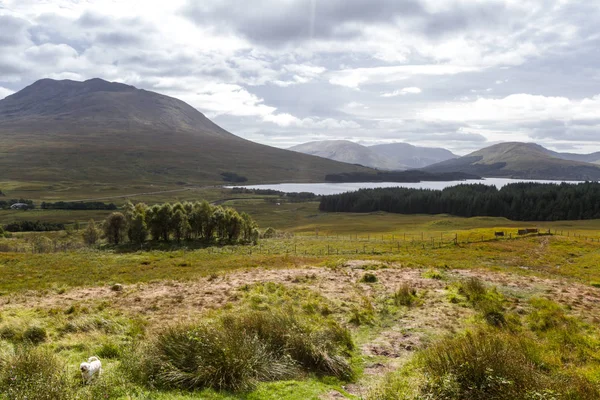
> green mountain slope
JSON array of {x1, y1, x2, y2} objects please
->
[
  {"x1": 424, "y1": 142, "x2": 600, "y2": 180},
  {"x1": 0, "y1": 79, "x2": 371, "y2": 186}
]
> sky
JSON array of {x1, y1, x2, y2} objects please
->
[{"x1": 1, "y1": 0, "x2": 599, "y2": 155}]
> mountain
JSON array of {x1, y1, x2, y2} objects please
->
[
  {"x1": 289, "y1": 140, "x2": 456, "y2": 170},
  {"x1": 0, "y1": 78, "x2": 371, "y2": 186},
  {"x1": 289, "y1": 140, "x2": 398, "y2": 170},
  {"x1": 549, "y1": 150, "x2": 600, "y2": 165},
  {"x1": 368, "y1": 142, "x2": 457, "y2": 169},
  {"x1": 424, "y1": 142, "x2": 600, "y2": 180}
]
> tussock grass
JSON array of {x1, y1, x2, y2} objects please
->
[
  {"x1": 125, "y1": 284, "x2": 355, "y2": 392},
  {"x1": 457, "y1": 277, "x2": 507, "y2": 327},
  {"x1": 417, "y1": 328, "x2": 600, "y2": 400},
  {"x1": 0, "y1": 346, "x2": 73, "y2": 400},
  {"x1": 360, "y1": 272, "x2": 378, "y2": 283},
  {"x1": 393, "y1": 283, "x2": 418, "y2": 307}
]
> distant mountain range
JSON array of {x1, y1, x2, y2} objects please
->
[
  {"x1": 289, "y1": 140, "x2": 457, "y2": 170},
  {"x1": 424, "y1": 142, "x2": 600, "y2": 180},
  {"x1": 0, "y1": 79, "x2": 371, "y2": 186}
]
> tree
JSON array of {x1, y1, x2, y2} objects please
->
[
  {"x1": 126, "y1": 202, "x2": 148, "y2": 244},
  {"x1": 103, "y1": 212, "x2": 127, "y2": 245},
  {"x1": 171, "y1": 209, "x2": 189, "y2": 242},
  {"x1": 82, "y1": 219, "x2": 101, "y2": 245}
]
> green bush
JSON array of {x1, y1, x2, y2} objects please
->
[{"x1": 0, "y1": 346, "x2": 73, "y2": 400}]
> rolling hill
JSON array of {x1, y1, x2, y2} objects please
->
[
  {"x1": 289, "y1": 140, "x2": 456, "y2": 170},
  {"x1": 424, "y1": 142, "x2": 600, "y2": 180},
  {"x1": 0, "y1": 78, "x2": 371, "y2": 186}
]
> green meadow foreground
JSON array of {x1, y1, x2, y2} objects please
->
[{"x1": 1, "y1": 200, "x2": 600, "y2": 399}]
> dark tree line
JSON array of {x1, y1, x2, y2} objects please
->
[
  {"x1": 319, "y1": 182, "x2": 600, "y2": 221},
  {"x1": 41, "y1": 201, "x2": 117, "y2": 210},
  {"x1": 0, "y1": 199, "x2": 35, "y2": 210},
  {"x1": 230, "y1": 187, "x2": 319, "y2": 202},
  {"x1": 4, "y1": 221, "x2": 65, "y2": 232},
  {"x1": 100, "y1": 200, "x2": 259, "y2": 245}
]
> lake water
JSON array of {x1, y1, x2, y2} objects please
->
[{"x1": 228, "y1": 178, "x2": 579, "y2": 196}]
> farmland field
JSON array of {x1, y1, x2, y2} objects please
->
[{"x1": 1, "y1": 192, "x2": 600, "y2": 399}]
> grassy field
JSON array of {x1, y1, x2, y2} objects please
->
[{"x1": 1, "y1": 193, "x2": 600, "y2": 399}]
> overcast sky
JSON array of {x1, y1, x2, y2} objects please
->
[{"x1": 1, "y1": 0, "x2": 599, "y2": 155}]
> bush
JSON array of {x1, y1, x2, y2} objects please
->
[
  {"x1": 360, "y1": 273, "x2": 378, "y2": 283},
  {"x1": 262, "y1": 227, "x2": 277, "y2": 238},
  {"x1": 22, "y1": 326, "x2": 47, "y2": 345},
  {"x1": 0, "y1": 346, "x2": 73, "y2": 400},
  {"x1": 394, "y1": 284, "x2": 418, "y2": 307},
  {"x1": 126, "y1": 309, "x2": 355, "y2": 391}
]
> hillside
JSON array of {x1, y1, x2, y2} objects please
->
[
  {"x1": 289, "y1": 140, "x2": 456, "y2": 170},
  {"x1": 0, "y1": 79, "x2": 371, "y2": 186},
  {"x1": 289, "y1": 140, "x2": 398, "y2": 169},
  {"x1": 369, "y1": 142, "x2": 457, "y2": 168},
  {"x1": 424, "y1": 142, "x2": 600, "y2": 180}
]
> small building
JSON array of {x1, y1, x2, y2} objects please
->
[{"x1": 10, "y1": 203, "x2": 29, "y2": 210}]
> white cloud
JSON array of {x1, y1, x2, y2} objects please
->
[
  {"x1": 329, "y1": 65, "x2": 479, "y2": 88},
  {"x1": 420, "y1": 93, "x2": 600, "y2": 122},
  {"x1": 381, "y1": 87, "x2": 422, "y2": 97},
  {"x1": 0, "y1": 86, "x2": 14, "y2": 99}
]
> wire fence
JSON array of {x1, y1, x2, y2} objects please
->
[{"x1": 1, "y1": 227, "x2": 599, "y2": 255}]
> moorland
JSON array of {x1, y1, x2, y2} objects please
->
[{"x1": 1, "y1": 184, "x2": 600, "y2": 399}]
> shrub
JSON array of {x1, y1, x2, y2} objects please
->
[
  {"x1": 394, "y1": 284, "x2": 418, "y2": 307},
  {"x1": 82, "y1": 219, "x2": 100, "y2": 246},
  {"x1": 0, "y1": 347, "x2": 73, "y2": 400},
  {"x1": 262, "y1": 227, "x2": 277, "y2": 238},
  {"x1": 360, "y1": 273, "x2": 378, "y2": 283},
  {"x1": 22, "y1": 326, "x2": 47, "y2": 345}
]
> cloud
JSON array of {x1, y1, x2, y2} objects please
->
[
  {"x1": 420, "y1": 93, "x2": 600, "y2": 123},
  {"x1": 0, "y1": 86, "x2": 14, "y2": 99},
  {"x1": 381, "y1": 87, "x2": 422, "y2": 97},
  {"x1": 1, "y1": 0, "x2": 600, "y2": 155},
  {"x1": 181, "y1": 0, "x2": 510, "y2": 46},
  {"x1": 329, "y1": 65, "x2": 479, "y2": 88}
]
